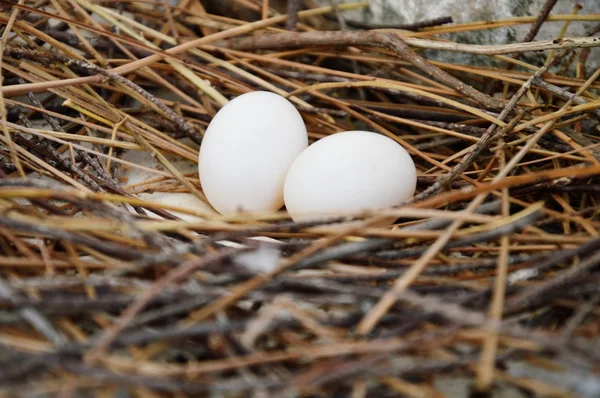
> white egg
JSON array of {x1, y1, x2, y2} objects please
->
[
  {"x1": 283, "y1": 131, "x2": 417, "y2": 221},
  {"x1": 198, "y1": 91, "x2": 308, "y2": 215}
]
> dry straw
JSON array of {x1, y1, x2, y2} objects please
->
[{"x1": 0, "y1": 0, "x2": 600, "y2": 396}]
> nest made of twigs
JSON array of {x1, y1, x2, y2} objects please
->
[{"x1": 0, "y1": 1, "x2": 600, "y2": 397}]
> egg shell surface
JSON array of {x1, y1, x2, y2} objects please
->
[
  {"x1": 199, "y1": 91, "x2": 308, "y2": 215},
  {"x1": 283, "y1": 130, "x2": 417, "y2": 221}
]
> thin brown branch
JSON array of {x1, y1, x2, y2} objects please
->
[
  {"x1": 508, "y1": 0, "x2": 559, "y2": 67},
  {"x1": 217, "y1": 31, "x2": 600, "y2": 56}
]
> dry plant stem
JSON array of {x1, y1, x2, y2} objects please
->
[
  {"x1": 536, "y1": 23, "x2": 600, "y2": 81},
  {"x1": 75, "y1": 0, "x2": 228, "y2": 107},
  {"x1": 475, "y1": 150, "x2": 510, "y2": 392},
  {"x1": 291, "y1": 201, "x2": 501, "y2": 270},
  {"x1": 0, "y1": 277, "x2": 67, "y2": 346},
  {"x1": 413, "y1": 163, "x2": 600, "y2": 210},
  {"x1": 426, "y1": 241, "x2": 600, "y2": 314},
  {"x1": 557, "y1": 127, "x2": 600, "y2": 163},
  {"x1": 84, "y1": 248, "x2": 245, "y2": 365},
  {"x1": 0, "y1": 3, "x2": 369, "y2": 96},
  {"x1": 286, "y1": 0, "x2": 301, "y2": 30},
  {"x1": 16, "y1": 82, "x2": 104, "y2": 192},
  {"x1": 357, "y1": 59, "x2": 589, "y2": 334},
  {"x1": 533, "y1": 78, "x2": 600, "y2": 120},
  {"x1": 356, "y1": 198, "x2": 491, "y2": 335},
  {"x1": 0, "y1": 5, "x2": 25, "y2": 177},
  {"x1": 220, "y1": 30, "x2": 507, "y2": 111},
  {"x1": 471, "y1": 73, "x2": 600, "y2": 311},
  {"x1": 218, "y1": 31, "x2": 600, "y2": 56},
  {"x1": 161, "y1": 0, "x2": 178, "y2": 42},
  {"x1": 562, "y1": 294, "x2": 600, "y2": 339},
  {"x1": 87, "y1": 217, "x2": 397, "y2": 359},
  {"x1": 374, "y1": 209, "x2": 538, "y2": 260},
  {"x1": 112, "y1": 215, "x2": 392, "y2": 277},
  {"x1": 69, "y1": 58, "x2": 202, "y2": 144},
  {"x1": 509, "y1": 250, "x2": 600, "y2": 310},
  {"x1": 66, "y1": 363, "x2": 278, "y2": 394},
  {"x1": 181, "y1": 216, "x2": 393, "y2": 325},
  {"x1": 97, "y1": 284, "x2": 598, "y2": 370},
  {"x1": 329, "y1": 0, "x2": 363, "y2": 99},
  {"x1": 546, "y1": 4, "x2": 581, "y2": 64},
  {"x1": 415, "y1": 52, "x2": 561, "y2": 201},
  {"x1": 522, "y1": 0, "x2": 558, "y2": 43},
  {"x1": 394, "y1": 291, "x2": 598, "y2": 364},
  {"x1": 7, "y1": 49, "x2": 202, "y2": 143},
  {"x1": 261, "y1": 0, "x2": 269, "y2": 20},
  {"x1": 3, "y1": 1, "x2": 600, "y2": 395},
  {"x1": 8, "y1": 119, "x2": 173, "y2": 244},
  {"x1": 0, "y1": 216, "x2": 145, "y2": 260},
  {"x1": 70, "y1": 0, "x2": 206, "y2": 112},
  {"x1": 380, "y1": 34, "x2": 508, "y2": 112},
  {"x1": 338, "y1": 16, "x2": 453, "y2": 31},
  {"x1": 508, "y1": 0, "x2": 558, "y2": 67},
  {"x1": 414, "y1": 110, "x2": 529, "y2": 200},
  {"x1": 128, "y1": 127, "x2": 207, "y2": 203}
]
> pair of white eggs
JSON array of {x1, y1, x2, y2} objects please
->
[{"x1": 198, "y1": 92, "x2": 417, "y2": 222}]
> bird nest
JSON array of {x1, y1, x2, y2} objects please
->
[{"x1": 1, "y1": 1, "x2": 600, "y2": 397}]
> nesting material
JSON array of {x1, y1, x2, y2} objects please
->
[{"x1": 1, "y1": 1, "x2": 600, "y2": 397}]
